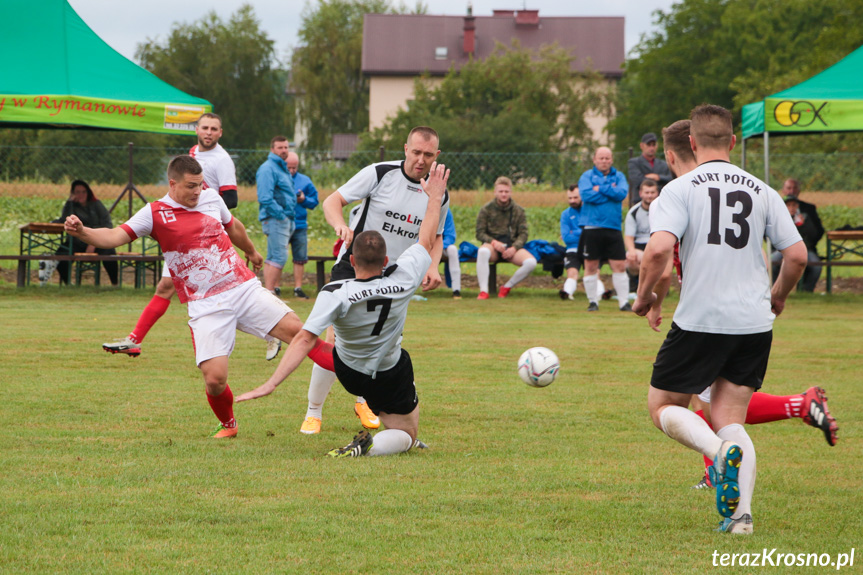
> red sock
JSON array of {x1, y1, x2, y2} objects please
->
[
  {"x1": 745, "y1": 392, "x2": 802, "y2": 424},
  {"x1": 307, "y1": 339, "x2": 334, "y2": 371},
  {"x1": 206, "y1": 385, "x2": 236, "y2": 428},
  {"x1": 129, "y1": 294, "x2": 171, "y2": 343},
  {"x1": 695, "y1": 410, "x2": 715, "y2": 472}
]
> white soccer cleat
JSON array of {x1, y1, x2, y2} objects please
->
[
  {"x1": 266, "y1": 338, "x2": 281, "y2": 361},
  {"x1": 102, "y1": 336, "x2": 141, "y2": 357}
]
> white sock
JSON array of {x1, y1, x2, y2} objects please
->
[
  {"x1": 563, "y1": 278, "x2": 577, "y2": 295},
  {"x1": 595, "y1": 278, "x2": 606, "y2": 300},
  {"x1": 476, "y1": 247, "x2": 491, "y2": 293},
  {"x1": 659, "y1": 405, "x2": 723, "y2": 458},
  {"x1": 717, "y1": 423, "x2": 756, "y2": 518},
  {"x1": 306, "y1": 364, "x2": 336, "y2": 419},
  {"x1": 356, "y1": 396, "x2": 367, "y2": 404},
  {"x1": 446, "y1": 245, "x2": 461, "y2": 291},
  {"x1": 612, "y1": 272, "x2": 629, "y2": 307},
  {"x1": 368, "y1": 429, "x2": 413, "y2": 456},
  {"x1": 504, "y1": 257, "x2": 536, "y2": 288},
  {"x1": 583, "y1": 274, "x2": 599, "y2": 303}
]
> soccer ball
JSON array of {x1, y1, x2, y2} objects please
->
[{"x1": 517, "y1": 347, "x2": 560, "y2": 387}]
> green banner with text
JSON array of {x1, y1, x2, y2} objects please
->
[
  {"x1": 764, "y1": 98, "x2": 863, "y2": 133},
  {"x1": 0, "y1": 94, "x2": 211, "y2": 134}
]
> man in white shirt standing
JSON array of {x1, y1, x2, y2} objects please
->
[
  {"x1": 237, "y1": 162, "x2": 450, "y2": 457},
  {"x1": 634, "y1": 104, "x2": 807, "y2": 534}
]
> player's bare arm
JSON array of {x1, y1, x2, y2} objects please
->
[
  {"x1": 771, "y1": 240, "x2": 808, "y2": 316},
  {"x1": 224, "y1": 216, "x2": 263, "y2": 271},
  {"x1": 323, "y1": 190, "x2": 353, "y2": 247},
  {"x1": 422, "y1": 234, "x2": 445, "y2": 291},
  {"x1": 236, "y1": 329, "x2": 318, "y2": 401},
  {"x1": 417, "y1": 162, "x2": 449, "y2": 252},
  {"x1": 64, "y1": 215, "x2": 131, "y2": 249},
  {"x1": 633, "y1": 231, "x2": 676, "y2": 318}
]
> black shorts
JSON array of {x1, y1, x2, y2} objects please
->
[
  {"x1": 330, "y1": 258, "x2": 356, "y2": 281},
  {"x1": 635, "y1": 242, "x2": 647, "y2": 251},
  {"x1": 334, "y1": 347, "x2": 419, "y2": 415},
  {"x1": 650, "y1": 323, "x2": 773, "y2": 394},
  {"x1": 579, "y1": 228, "x2": 626, "y2": 261},
  {"x1": 564, "y1": 251, "x2": 583, "y2": 270}
]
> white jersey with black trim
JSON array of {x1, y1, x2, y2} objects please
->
[
  {"x1": 336, "y1": 160, "x2": 449, "y2": 267},
  {"x1": 650, "y1": 159, "x2": 802, "y2": 335},
  {"x1": 624, "y1": 201, "x2": 651, "y2": 244},
  {"x1": 303, "y1": 243, "x2": 431, "y2": 377},
  {"x1": 190, "y1": 143, "x2": 237, "y2": 194}
]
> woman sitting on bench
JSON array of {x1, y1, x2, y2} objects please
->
[{"x1": 53, "y1": 180, "x2": 119, "y2": 286}]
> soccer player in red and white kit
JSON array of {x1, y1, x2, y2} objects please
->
[
  {"x1": 102, "y1": 113, "x2": 237, "y2": 357},
  {"x1": 66, "y1": 155, "x2": 333, "y2": 438}
]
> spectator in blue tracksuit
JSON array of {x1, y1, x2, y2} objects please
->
[
  {"x1": 442, "y1": 209, "x2": 461, "y2": 298},
  {"x1": 559, "y1": 185, "x2": 608, "y2": 302},
  {"x1": 257, "y1": 136, "x2": 296, "y2": 294},
  {"x1": 286, "y1": 152, "x2": 319, "y2": 299},
  {"x1": 576, "y1": 146, "x2": 631, "y2": 311}
]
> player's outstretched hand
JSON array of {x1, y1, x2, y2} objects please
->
[
  {"x1": 236, "y1": 382, "x2": 277, "y2": 402},
  {"x1": 64, "y1": 215, "x2": 84, "y2": 237},
  {"x1": 421, "y1": 162, "x2": 449, "y2": 200}
]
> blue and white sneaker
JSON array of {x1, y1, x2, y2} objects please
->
[
  {"x1": 708, "y1": 441, "x2": 742, "y2": 518},
  {"x1": 716, "y1": 513, "x2": 753, "y2": 534}
]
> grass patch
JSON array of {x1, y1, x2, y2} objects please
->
[{"x1": 0, "y1": 288, "x2": 860, "y2": 573}]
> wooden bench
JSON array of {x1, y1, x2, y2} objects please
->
[
  {"x1": 307, "y1": 255, "x2": 338, "y2": 290},
  {"x1": 0, "y1": 254, "x2": 163, "y2": 288},
  {"x1": 441, "y1": 254, "x2": 498, "y2": 292}
]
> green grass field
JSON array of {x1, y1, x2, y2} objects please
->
[{"x1": 1, "y1": 287, "x2": 860, "y2": 574}]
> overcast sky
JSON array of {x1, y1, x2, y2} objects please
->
[{"x1": 68, "y1": 0, "x2": 677, "y2": 64}]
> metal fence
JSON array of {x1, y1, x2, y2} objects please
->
[{"x1": 2, "y1": 144, "x2": 863, "y2": 199}]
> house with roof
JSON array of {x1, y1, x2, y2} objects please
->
[{"x1": 362, "y1": 8, "x2": 624, "y2": 144}]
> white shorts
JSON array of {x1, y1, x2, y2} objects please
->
[
  {"x1": 188, "y1": 279, "x2": 292, "y2": 366},
  {"x1": 162, "y1": 262, "x2": 171, "y2": 279},
  {"x1": 698, "y1": 385, "x2": 712, "y2": 404}
]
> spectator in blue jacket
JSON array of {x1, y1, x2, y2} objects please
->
[
  {"x1": 559, "y1": 185, "x2": 607, "y2": 302},
  {"x1": 286, "y1": 152, "x2": 319, "y2": 299},
  {"x1": 577, "y1": 146, "x2": 631, "y2": 312},
  {"x1": 257, "y1": 136, "x2": 296, "y2": 294},
  {"x1": 442, "y1": 209, "x2": 461, "y2": 298}
]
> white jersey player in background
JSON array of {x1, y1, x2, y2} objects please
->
[
  {"x1": 102, "y1": 113, "x2": 238, "y2": 357},
  {"x1": 237, "y1": 162, "x2": 450, "y2": 457},
  {"x1": 634, "y1": 105, "x2": 807, "y2": 534},
  {"x1": 298, "y1": 126, "x2": 450, "y2": 436}
]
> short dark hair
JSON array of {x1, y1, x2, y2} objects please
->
[
  {"x1": 197, "y1": 112, "x2": 222, "y2": 126},
  {"x1": 568, "y1": 184, "x2": 577, "y2": 192},
  {"x1": 168, "y1": 155, "x2": 203, "y2": 181},
  {"x1": 690, "y1": 104, "x2": 733, "y2": 149},
  {"x1": 271, "y1": 135, "x2": 288, "y2": 148},
  {"x1": 407, "y1": 126, "x2": 439, "y2": 145},
  {"x1": 639, "y1": 178, "x2": 659, "y2": 191},
  {"x1": 662, "y1": 119, "x2": 695, "y2": 164},
  {"x1": 352, "y1": 231, "x2": 387, "y2": 270}
]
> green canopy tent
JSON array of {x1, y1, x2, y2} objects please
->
[
  {"x1": 0, "y1": 0, "x2": 213, "y2": 217},
  {"x1": 741, "y1": 45, "x2": 863, "y2": 186},
  {"x1": 0, "y1": 0, "x2": 211, "y2": 134}
]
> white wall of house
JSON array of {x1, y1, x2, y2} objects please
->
[{"x1": 369, "y1": 75, "x2": 614, "y2": 145}]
